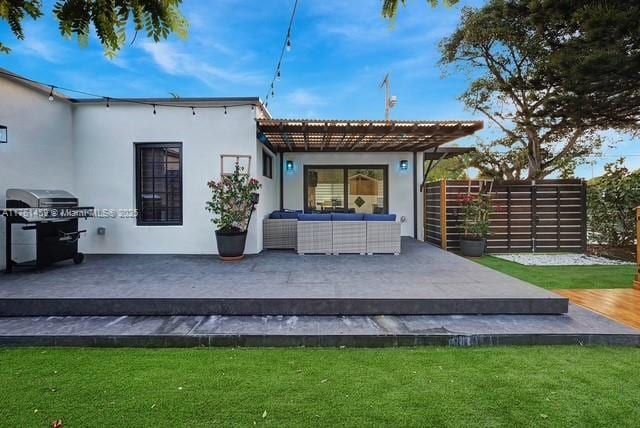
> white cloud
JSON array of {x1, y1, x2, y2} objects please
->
[
  {"x1": 15, "y1": 36, "x2": 66, "y2": 63},
  {"x1": 283, "y1": 89, "x2": 327, "y2": 107},
  {"x1": 139, "y1": 41, "x2": 264, "y2": 89}
]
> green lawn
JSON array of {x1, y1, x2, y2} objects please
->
[
  {"x1": 474, "y1": 256, "x2": 636, "y2": 289},
  {"x1": 1, "y1": 347, "x2": 639, "y2": 427}
]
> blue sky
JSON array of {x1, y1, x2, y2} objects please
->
[{"x1": 1, "y1": 0, "x2": 636, "y2": 178}]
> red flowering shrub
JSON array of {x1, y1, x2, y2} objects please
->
[
  {"x1": 456, "y1": 191, "x2": 494, "y2": 240},
  {"x1": 206, "y1": 164, "x2": 261, "y2": 232}
]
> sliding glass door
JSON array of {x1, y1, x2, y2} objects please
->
[
  {"x1": 348, "y1": 168, "x2": 386, "y2": 214},
  {"x1": 305, "y1": 167, "x2": 345, "y2": 212},
  {"x1": 304, "y1": 165, "x2": 388, "y2": 213}
]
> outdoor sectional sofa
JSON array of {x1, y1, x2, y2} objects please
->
[{"x1": 263, "y1": 211, "x2": 401, "y2": 255}]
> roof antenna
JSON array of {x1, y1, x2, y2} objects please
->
[{"x1": 379, "y1": 73, "x2": 397, "y2": 121}]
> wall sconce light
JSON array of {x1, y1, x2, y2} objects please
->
[
  {"x1": 400, "y1": 159, "x2": 408, "y2": 170},
  {"x1": 286, "y1": 160, "x2": 294, "y2": 172},
  {"x1": 0, "y1": 125, "x2": 6, "y2": 144}
]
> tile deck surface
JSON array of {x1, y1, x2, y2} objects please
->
[{"x1": 0, "y1": 238, "x2": 561, "y2": 300}]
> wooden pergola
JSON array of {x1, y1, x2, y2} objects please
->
[{"x1": 257, "y1": 119, "x2": 483, "y2": 152}]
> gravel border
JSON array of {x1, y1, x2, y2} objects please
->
[{"x1": 493, "y1": 253, "x2": 634, "y2": 266}]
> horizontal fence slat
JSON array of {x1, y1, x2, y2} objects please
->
[{"x1": 425, "y1": 179, "x2": 586, "y2": 253}]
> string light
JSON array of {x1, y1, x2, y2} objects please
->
[
  {"x1": 264, "y1": 0, "x2": 298, "y2": 107},
  {"x1": 191, "y1": 107, "x2": 196, "y2": 116},
  {"x1": 224, "y1": 106, "x2": 227, "y2": 115},
  {"x1": 0, "y1": 70, "x2": 258, "y2": 116}
]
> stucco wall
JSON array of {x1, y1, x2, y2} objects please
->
[
  {"x1": 0, "y1": 79, "x2": 74, "y2": 268},
  {"x1": 281, "y1": 152, "x2": 422, "y2": 238},
  {"x1": 72, "y1": 103, "x2": 263, "y2": 255},
  {"x1": 254, "y1": 143, "x2": 279, "y2": 251}
]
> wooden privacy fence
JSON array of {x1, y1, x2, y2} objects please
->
[{"x1": 424, "y1": 179, "x2": 587, "y2": 253}]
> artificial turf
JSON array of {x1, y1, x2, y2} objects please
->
[
  {"x1": 1, "y1": 347, "x2": 639, "y2": 427},
  {"x1": 474, "y1": 256, "x2": 636, "y2": 289}
]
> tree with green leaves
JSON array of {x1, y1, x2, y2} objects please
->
[
  {"x1": 440, "y1": 0, "x2": 639, "y2": 180},
  {"x1": 381, "y1": 0, "x2": 459, "y2": 19},
  {"x1": 425, "y1": 153, "x2": 471, "y2": 181},
  {"x1": 0, "y1": 0, "x2": 187, "y2": 56},
  {"x1": 587, "y1": 159, "x2": 640, "y2": 247},
  {"x1": 470, "y1": 136, "x2": 528, "y2": 181}
]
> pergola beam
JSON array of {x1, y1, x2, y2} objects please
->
[
  {"x1": 258, "y1": 119, "x2": 483, "y2": 152},
  {"x1": 348, "y1": 123, "x2": 374, "y2": 151}
]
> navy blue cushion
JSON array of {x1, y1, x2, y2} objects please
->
[
  {"x1": 364, "y1": 214, "x2": 396, "y2": 221},
  {"x1": 269, "y1": 210, "x2": 302, "y2": 219},
  {"x1": 297, "y1": 213, "x2": 332, "y2": 221},
  {"x1": 279, "y1": 211, "x2": 299, "y2": 219},
  {"x1": 331, "y1": 213, "x2": 364, "y2": 221}
]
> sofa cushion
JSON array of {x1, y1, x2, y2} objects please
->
[
  {"x1": 297, "y1": 213, "x2": 332, "y2": 221},
  {"x1": 364, "y1": 213, "x2": 396, "y2": 221},
  {"x1": 331, "y1": 213, "x2": 364, "y2": 221},
  {"x1": 269, "y1": 210, "x2": 301, "y2": 219},
  {"x1": 279, "y1": 211, "x2": 300, "y2": 219}
]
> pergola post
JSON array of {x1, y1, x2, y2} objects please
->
[{"x1": 635, "y1": 206, "x2": 640, "y2": 289}]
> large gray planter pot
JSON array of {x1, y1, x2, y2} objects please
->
[
  {"x1": 215, "y1": 230, "x2": 247, "y2": 261},
  {"x1": 460, "y1": 238, "x2": 486, "y2": 257}
]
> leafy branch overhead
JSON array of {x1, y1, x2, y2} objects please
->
[
  {"x1": 0, "y1": 0, "x2": 188, "y2": 56},
  {"x1": 381, "y1": 0, "x2": 459, "y2": 19}
]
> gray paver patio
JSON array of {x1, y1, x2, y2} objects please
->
[
  {"x1": 0, "y1": 238, "x2": 561, "y2": 300},
  {"x1": 0, "y1": 238, "x2": 568, "y2": 315}
]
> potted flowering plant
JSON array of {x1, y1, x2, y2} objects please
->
[
  {"x1": 206, "y1": 164, "x2": 261, "y2": 261},
  {"x1": 456, "y1": 191, "x2": 494, "y2": 257}
]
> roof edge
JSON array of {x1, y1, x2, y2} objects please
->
[{"x1": 69, "y1": 97, "x2": 261, "y2": 104}]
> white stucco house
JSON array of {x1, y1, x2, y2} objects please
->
[{"x1": 0, "y1": 69, "x2": 482, "y2": 269}]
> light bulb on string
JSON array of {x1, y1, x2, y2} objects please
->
[
  {"x1": 191, "y1": 107, "x2": 196, "y2": 116},
  {"x1": 276, "y1": 69, "x2": 281, "y2": 81},
  {"x1": 224, "y1": 106, "x2": 227, "y2": 115},
  {"x1": 153, "y1": 104, "x2": 157, "y2": 115},
  {"x1": 286, "y1": 37, "x2": 291, "y2": 52},
  {"x1": 48, "y1": 86, "x2": 54, "y2": 101},
  {"x1": 105, "y1": 97, "x2": 110, "y2": 110}
]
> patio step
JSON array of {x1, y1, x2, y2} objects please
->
[
  {"x1": 0, "y1": 296, "x2": 568, "y2": 316},
  {"x1": 0, "y1": 305, "x2": 637, "y2": 348}
]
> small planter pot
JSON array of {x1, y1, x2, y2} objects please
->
[
  {"x1": 460, "y1": 238, "x2": 486, "y2": 257},
  {"x1": 215, "y1": 230, "x2": 247, "y2": 261}
]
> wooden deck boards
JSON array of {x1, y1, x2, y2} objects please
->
[{"x1": 554, "y1": 289, "x2": 640, "y2": 330}]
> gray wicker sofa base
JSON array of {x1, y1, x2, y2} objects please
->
[
  {"x1": 263, "y1": 212, "x2": 401, "y2": 255},
  {"x1": 297, "y1": 221, "x2": 401, "y2": 255},
  {"x1": 263, "y1": 218, "x2": 298, "y2": 250}
]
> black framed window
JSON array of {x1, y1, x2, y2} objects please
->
[
  {"x1": 262, "y1": 150, "x2": 273, "y2": 179},
  {"x1": 135, "y1": 142, "x2": 183, "y2": 225},
  {"x1": 303, "y1": 165, "x2": 389, "y2": 214}
]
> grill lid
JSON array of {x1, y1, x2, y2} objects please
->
[{"x1": 6, "y1": 189, "x2": 78, "y2": 208}]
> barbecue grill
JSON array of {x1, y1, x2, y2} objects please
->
[{"x1": 3, "y1": 189, "x2": 93, "y2": 273}]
